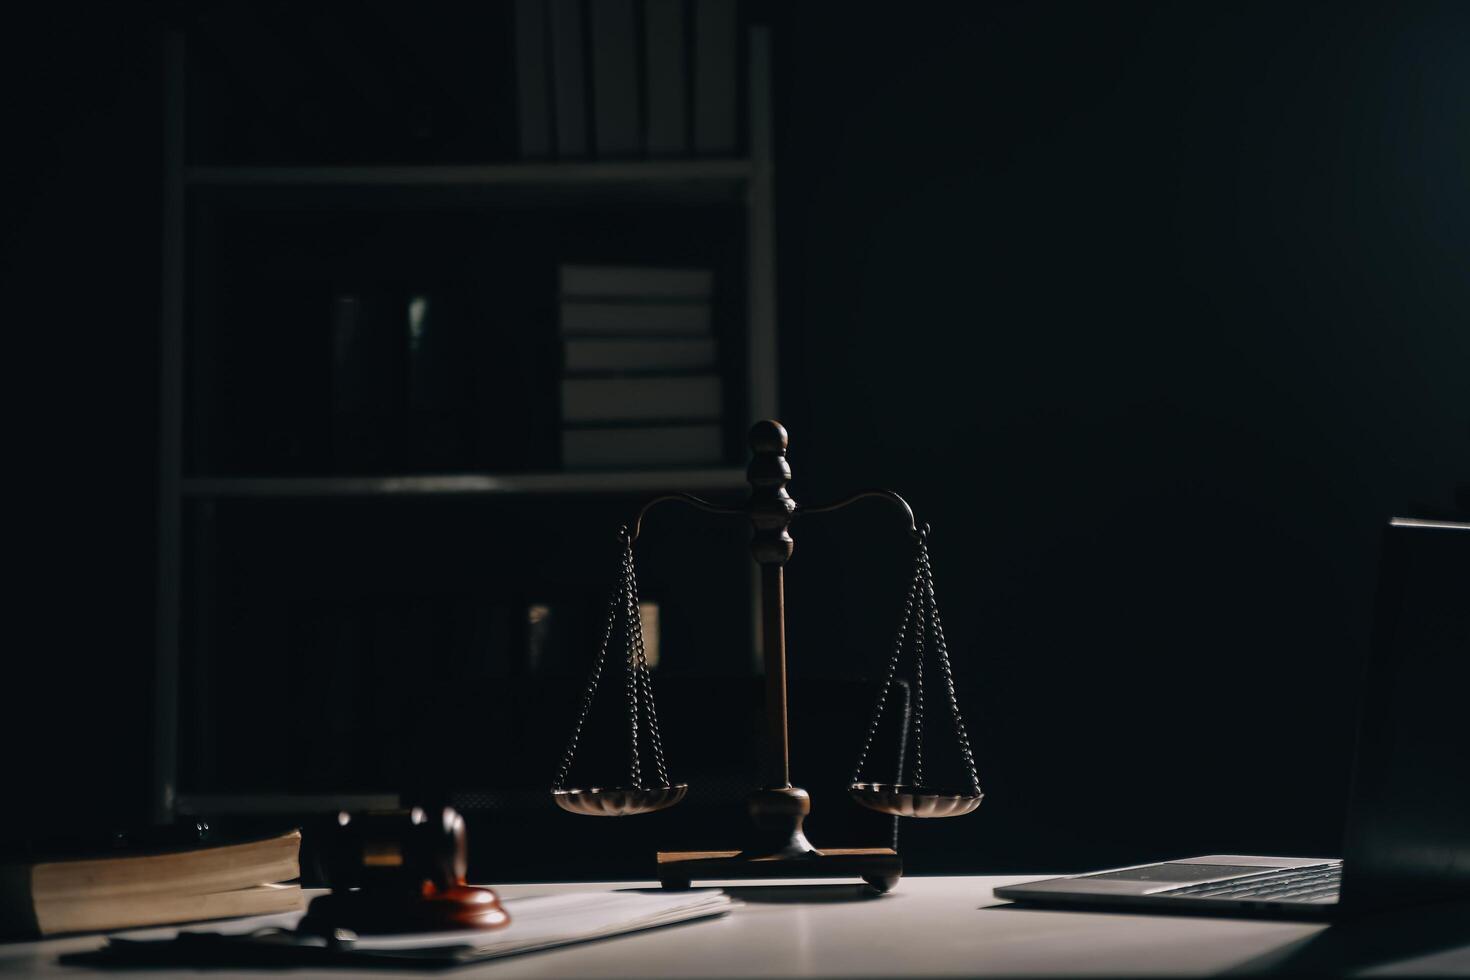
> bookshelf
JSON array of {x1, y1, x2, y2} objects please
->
[
  {"x1": 153, "y1": 24, "x2": 778, "y2": 823},
  {"x1": 186, "y1": 159, "x2": 753, "y2": 185},
  {"x1": 182, "y1": 469, "x2": 749, "y2": 499}
]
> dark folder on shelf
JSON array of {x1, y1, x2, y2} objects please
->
[
  {"x1": 693, "y1": 0, "x2": 738, "y2": 155},
  {"x1": 514, "y1": 0, "x2": 553, "y2": 158},
  {"x1": 589, "y1": 0, "x2": 641, "y2": 158},
  {"x1": 403, "y1": 292, "x2": 470, "y2": 470},
  {"x1": 548, "y1": 0, "x2": 589, "y2": 157},
  {"x1": 330, "y1": 291, "x2": 402, "y2": 470},
  {"x1": 643, "y1": 0, "x2": 689, "y2": 156}
]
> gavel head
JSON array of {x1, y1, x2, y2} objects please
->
[{"x1": 324, "y1": 806, "x2": 468, "y2": 894}]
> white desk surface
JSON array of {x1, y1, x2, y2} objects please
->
[{"x1": 4, "y1": 875, "x2": 1469, "y2": 977}]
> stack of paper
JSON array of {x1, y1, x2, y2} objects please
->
[
  {"x1": 350, "y1": 889, "x2": 736, "y2": 961},
  {"x1": 81, "y1": 889, "x2": 737, "y2": 969}
]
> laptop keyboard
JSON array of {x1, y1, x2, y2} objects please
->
[{"x1": 1159, "y1": 864, "x2": 1341, "y2": 904}]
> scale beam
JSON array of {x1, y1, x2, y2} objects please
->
[
  {"x1": 797, "y1": 489, "x2": 919, "y2": 535},
  {"x1": 639, "y1": 421, "x2": 906, "y2": 890},
  {"x1": 628, "y1": 493, "x2": 743, "y2": 543},
  {"x1": 556, "y1": 419, "x2": 980, "y2": 894}
]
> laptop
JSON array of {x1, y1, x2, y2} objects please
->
[{"x1": 996, "y1": 517, "x2": 1470, "y2": 919}]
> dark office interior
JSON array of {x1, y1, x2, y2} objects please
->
[{"x1": 3, "y1": 0, "x2": 1467, "y2": 908}]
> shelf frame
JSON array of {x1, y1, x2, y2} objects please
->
[
  {"x1": 182, "y1": 469, "x2": 750, "y2": 499},
  {"x1": 175, "y1": 793, "x2": 402, "y2": 816},
  {"x1": 153, "y1": 25, "x2": 780, "y2": 824},
  {"x1": 186, "y1": 159, "x2": 754, "y2": 187},
  {"x1": 153, "y1": 32, "x2": 186, "y2": 825}
]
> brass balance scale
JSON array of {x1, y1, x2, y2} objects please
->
[{"x1": 551, "y1": 420, "x2": 982, "y2": 892}]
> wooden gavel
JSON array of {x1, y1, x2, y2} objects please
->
[{"x1": 301, "y1": 807, "x2": 509, "y2": 935}]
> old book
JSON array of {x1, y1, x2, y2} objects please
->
[
  {"x1": 693, "y1": 0, "x2": 738, "y2": 154},
  {"x1": 564, "y1": 337, "x2": 716, "y2": 372},
  {"x1": 0, "y1": 831, "x2": 302, "y2": 937},
  {"x1": 561, "y1": 300, "x2": 711, "y2": 334},
  {"x1": 29, "y1": 884, "x2": 302, "y2": 938},
  {"x1": 589, "y1": 0, "x2": 641, "y2": 157},
  {"x1": 404, "y1": 292, "x2": 470, "y2": 469},
  {"x1": 559, "y1": 265, "x2": 713, "y2": 298},
  {"x1": 514, "y1": 0, "x2": 552, "y2": 158},
  {"x1": 561, "y1": 375, "x2": 722, "y2": 422},
  {"x1": 548, "y1": 0, "x2": 588, "y2": 157},
  {"x1": 643, "y1": 0, "x2": 688, "y2": 155},
  {"x1": 331, "y1": 290, "x2": 402, "y2": 470}
]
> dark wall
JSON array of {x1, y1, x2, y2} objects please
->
[
  {"x1": 771, "y1": 1, "x2": 1469, "y2": 871},
  {"x1": 4, "y1": 2, "x2": 1467, "y2": 876},
  {"x1": 3, "y1": 5, "x2": 161, "y2": 840}
]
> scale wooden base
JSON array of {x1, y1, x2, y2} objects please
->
[
  {"x1": 657, "y1": 848, "x2": 901, "y2": 892},
  {"x1": 655, "y1": 786, "x2": 902, "y2": 892}
]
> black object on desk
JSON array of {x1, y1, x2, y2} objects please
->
[
  {"x1": 996, "y1": 517, "x2": 1470, "y2": 920},
  {"x1": 299, "y1": 807, "x2": 508, "y2": 935}
]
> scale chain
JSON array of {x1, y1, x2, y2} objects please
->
[
  {"x1": 552, "y1": 546, "x2": 627, "y2": 791},
  {"x1": 911, "y1": 556, "x2": 928, "y2": 789},
  {"x1": 852, "y1": 528, "x2": 980, "y2": 797},
  {"x1": 850, "y1": 546, "x2": 925, "y2": 785},
  {"x1": 920, "y1": 539, "x2": 982, "y2": 796},
  {"x1": 622, "y1": 542, "x2": 643, "y2": 789},
  {"x1": 552, "y1": 529, "x2": 675, "y2": 794},
  {"x1": 626, "y1": 549, "x2": 671, "y2": 788}
]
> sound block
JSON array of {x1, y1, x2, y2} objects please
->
[
  {"x1": 301, "y1": 885, "x2": 509, "y2": 935},
  {"x1": 656, "y1": 847, "x2": 901, "y2": 893}
]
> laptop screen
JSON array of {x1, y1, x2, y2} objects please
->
[{"x1": 1339, "y1": 518, "x2": 1470, "y2": 910}]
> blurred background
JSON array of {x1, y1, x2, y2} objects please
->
[{"x1": 3, "y1": 1, "x2": 1467, "y2": 882}]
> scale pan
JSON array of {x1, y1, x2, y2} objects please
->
[
  {"x1": 848, "y1": 783, "x2": 983, "y2": 818},
  {"x1": 552, "y1": 784, "x2": 688, "y2": 817}
]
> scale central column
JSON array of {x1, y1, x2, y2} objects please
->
[
  {"x1": 653, "y1": 419, "x2": 901, "y2": 888},
  {"x1": 744, "y1": 420, "x2": 814, "y2": 857}
]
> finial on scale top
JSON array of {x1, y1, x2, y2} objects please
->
[
  {"x1": 747, "y1": 418, "x2": 787, "y2": 454},
  {"x1": 746, "y1": 420, "x2": 795, "y2": 564}
]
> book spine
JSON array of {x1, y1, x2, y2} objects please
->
[
  {"x1": 555, "y1": 263, "x2": 724, "y2": 467},
  {"x1": 330, "y1": 291, "x2": 401, "y2": 470},
  {"x1": 331, "y1": 293, "x2": 363, "y2": 415},
  {"x1": 561, "y1": 300, "x2": 712, "y2": 334},
  {"x1": 564, "y1": 337, "x2": 716, "y2": 373},
  {"x1": 692, "y1": 0, "x2": 738, "y2": 155},
  {"x1": 548, "y1": 0, "x2": 589, "y2": 158},
  {"x1": 559, "y1": 264, "x2": 713, "y2": 297},
  {"x1": 514, "y1": 0, "x2": 553, "y2": 158},
  {"x1": 643, "y1": 0, "x2": 688, "y2": 156},
  {"x1": 405, "y1": 294, "x2": 444, "y2": 414},
  {"x1": 561, "y1": 375, "x2": 722, "y2": 422},
  {"x1": 404, "y1": 292, "x2": 469, "y2": 470},
  {"x1": 589, "y1": 0, "x2": 641, "y2": 158}
]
